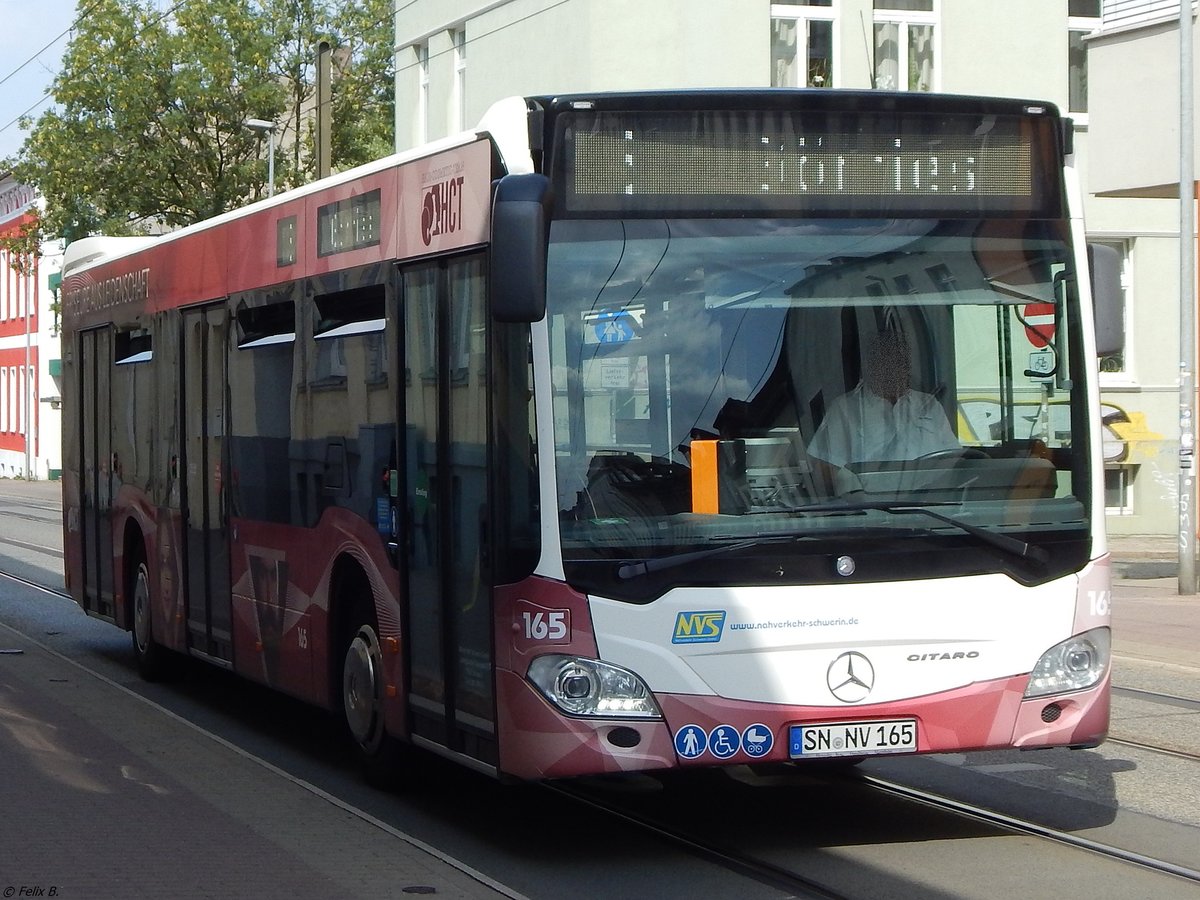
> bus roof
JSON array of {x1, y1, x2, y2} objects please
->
[
  {"x1": 62, "y1": 95, "x2": 537, "y2": 281},
  {"x1": 62, "y1": 89, "x2": 1065, "y2": 280}
]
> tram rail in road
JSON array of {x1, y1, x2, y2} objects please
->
[
  {"x1": 854, "y1": 772, "x2": 1200, "y2": 887},
  {"x1": 548, "y1": 760, "x2": 1200, "y2": 900}
]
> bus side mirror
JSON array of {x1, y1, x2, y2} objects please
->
[
  {"x1": 490, "y1": 174, "x2": 553, "y2": 323},
  {"x1": 1088, "y1": 243, "x2": 1123, "y2": 358}
]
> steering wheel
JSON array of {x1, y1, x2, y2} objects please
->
[{"x1": 917, "y1": 446, "x2": 989, "y2": 462}]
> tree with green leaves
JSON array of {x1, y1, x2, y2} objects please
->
[
  {"x1": 11, "y1": 0, "x2": 395, "y2": 240},
  {"x1": 258, "y1": 0, "x2": 329, "y2": 185},
  {"x1": 329, "y1": 0, "x2": 396, "y2": 169}
]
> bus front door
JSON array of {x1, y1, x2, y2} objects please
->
[
  {"x1": 78, "y1": 327, "x2": 115, "y2": 620},
  {"x1": 180, "y1": 304, "x2": 233, "y2": 663},
  {"x1": 401, "y1": 256, "x2": 496, "y2": 769}
]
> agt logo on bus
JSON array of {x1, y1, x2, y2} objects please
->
[
  {"x1": 672, "y1": 610, "x2": 727, "y2": 644},
  {"x1": 420, "y1": 172, "x2": 465, "y2": 246}
]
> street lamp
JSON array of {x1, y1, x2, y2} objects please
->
[{"x1": 244, "y1": 118, "x2": 277, "y2": 198}]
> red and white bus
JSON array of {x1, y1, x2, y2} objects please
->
[{"x1": 61, "y1": 90, "x2": 1121, "y2": 780}]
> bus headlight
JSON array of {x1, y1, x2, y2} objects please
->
[
  {"x1": 1023, "y1": 628, "x2": 1111, "y2": 698},
  {"x1": 527, "y1": 655, "x2": 663, "y2": 719}
]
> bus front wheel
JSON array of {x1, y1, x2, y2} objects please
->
[
  {"x1": 342, "y1": 620, "x2": 405, "y2": 784},
  {"x1": 131, "y1": 556, "x2": 170, "y2": 681}
]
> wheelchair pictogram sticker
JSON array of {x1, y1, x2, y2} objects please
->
[{"x1": 708, "y1": 724, "x2": 741, "y2": 760}]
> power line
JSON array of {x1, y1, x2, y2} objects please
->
[
  {"x1": 3, "y1": 0, "x2": 576, "y2": 158},
  {"x1": 4, "y1": 0, "x2": 401, "y2": 139},
  {"x1": 300, "y1": 0, "x2": 579, "y2": 137},
  {"x1": 0, "y1": 0, "x2": 191, "y2": 145},
  {"x1": 0, "y1": 1, "x2": 101, "y2": 91},
  {"x1": 393, "y1": 0, "x2": 574, "y2": 77}
]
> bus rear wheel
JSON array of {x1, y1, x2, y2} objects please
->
[
  {"x1": 131, "y1": 556, "x2": 170, "y2": 681},
  {"x1": 342, "y1": 620, "x2": 405, "y2": 784}
]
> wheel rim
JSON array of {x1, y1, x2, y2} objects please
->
[
  {"x1": 132, "y1": 562, "x2": 151, "y2": 655},
  {"x1": 343, "y1": 625, "x2": 385, "y2": 752}
]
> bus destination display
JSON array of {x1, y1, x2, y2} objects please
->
[{"x1": 560, "y1": 109, "x2": 1060, "y2": 217}]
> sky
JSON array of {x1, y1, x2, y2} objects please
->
[{"x1": 0, "y1": 0, "x2": 80, "y2": 165}]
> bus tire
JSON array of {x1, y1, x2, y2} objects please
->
[
  {"x1": 130, "y1": 554, "x2": 171, "y2": 681},
  {"x1": 342, "y1": 618, "x2": 405, "y2": 785}
]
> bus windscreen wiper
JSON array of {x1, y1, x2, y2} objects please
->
[
  {"x1": 786, "y1": 499, "x2": 1049, "y2": 565},
  {"x1": 617, "y1": 502, "x2": 1048, "y2": 581},
  {"x1": 616, "y1": 533, "x2": 805, "y2": 580}
]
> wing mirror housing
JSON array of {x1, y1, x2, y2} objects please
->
[{"x1": 490, "y1": 174, "x2": 553, "y2": 323}]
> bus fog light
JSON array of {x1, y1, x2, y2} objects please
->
[
  {"x1": 527, "y1": 655, "x2": 662, "y2": 719},
  {"x1": 1024, "y1": 628, "x2": 1110, "y2": 699}
]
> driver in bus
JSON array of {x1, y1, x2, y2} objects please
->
[{"x1": 807, "y1": 330, "x2": 959, "y2": 469}]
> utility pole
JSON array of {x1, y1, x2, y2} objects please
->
[
  {"x1": 316, "y1": 41, "x2": 332, "y2": 180},
  {"x1": 1181, "y1": 0, "x2": 1196, "y2": 594}
]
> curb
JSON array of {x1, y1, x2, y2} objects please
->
[{"x1": 1114, "y1": 561, "x2": 1177, "y2": 580}]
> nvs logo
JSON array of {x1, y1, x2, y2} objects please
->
[
  {"x1": 421, "y1": 175, "x2": 465, "y2": 246},
  {"x1": 672, "y1": 610, "x2": 726, "y2": 644}
]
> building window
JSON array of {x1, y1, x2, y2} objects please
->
[
  {"x1": 1068, "y1": 1, "x2": 1101, "y2": 115},
  {"x1": 0, "y1": 251, "x2": 8, "y2": 322},
  {"x1": 873, "y1": 0, "x2": 936, "y2": 92},
  {"x1": 452, "y1": 29, "x2": 467, "y2": 132},
  {"x1": 416, "y1": 43, "x2": 430, "y2": 145},
  {"x1": 1094, "y1": 239, "x2": 1131, "y2": 379},
  {"x1": 10, "y1": 366, "x2": 18, "y2": 435},
  {"x1": 771, "y1": 4, "x2": 836, "y2": 88},
  {"x1": 1105, "y1": 467, "x2": 1133, "y2": 515},
  {"x1": 926, "y1": 263, "x2": 957, "y2": 293}
]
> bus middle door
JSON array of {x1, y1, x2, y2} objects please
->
[
  {"x1": 78, "y1": 327, "x2": 116, "y2": 619},
  {"x1": 180, "y1": 303, "x2": 233, "y2": 663},
  {"x1": 400, "y1": 256, "x2": 496, "y2": 769}
]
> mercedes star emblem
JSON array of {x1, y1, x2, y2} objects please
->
[{"x1": 827, "y1": 651, "x2": 875, "y2": 703}]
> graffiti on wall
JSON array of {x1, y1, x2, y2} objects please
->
[{"x1": 956, "y1": 397, "x2": 1163, "y2": 464}]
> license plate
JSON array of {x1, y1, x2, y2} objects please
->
[{"x1": 789, "y1": 718, "x2": 917, "y2": 758}]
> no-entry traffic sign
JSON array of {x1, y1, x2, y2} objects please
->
[{"x1": 1023, "y1": 302, "x2": 1056, "y2": 348}]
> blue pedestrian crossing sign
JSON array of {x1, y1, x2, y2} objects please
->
[
  {"x1": 674, "y1": 724, "x2": 708, "y2": 760},
  {"x1": 593, "y1": 309, "x2": 637, "y2": 344}
]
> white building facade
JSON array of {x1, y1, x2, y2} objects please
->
[{"x1": 394, "y1": 0, "x2": 1174, "y2": 535}]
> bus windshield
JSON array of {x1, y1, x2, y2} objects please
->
[{"x1": 548, "y1": 216, "x2": 1090, "y2": 592}]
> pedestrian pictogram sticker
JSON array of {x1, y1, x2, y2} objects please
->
[
  {"x1": 674, "y1": 724, "x2": 708, "y2": 760},
  {"x1": 1023, "y1": 302, "x2": 1056, "y2": 348}
]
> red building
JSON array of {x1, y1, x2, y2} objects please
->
[{"x1": 0, "y1": 173, "x2": 57, "y2": 479}]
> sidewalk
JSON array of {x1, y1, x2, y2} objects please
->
[
  {"x1": 1108, "y1": 533, "x2": 1180, "y2": 580},
  {"x1": 0, "y1": 620, "x2": 512, "y2": 900},
  {"x1": 1108, "y1": 534, "x2": 1199, "y2": 670}
]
